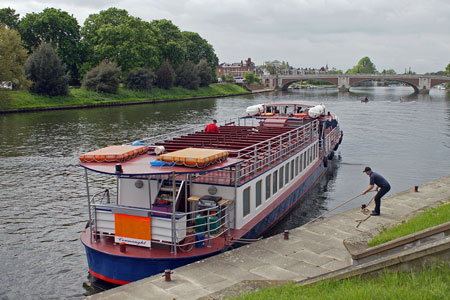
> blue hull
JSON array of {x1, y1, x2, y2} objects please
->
[{"x1": 84, "y1": 244, "x2": 221, "y2": 284}]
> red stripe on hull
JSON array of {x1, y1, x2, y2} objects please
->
[{"x1": 89, "y1": 268, "x2": 130, "y2": 285}]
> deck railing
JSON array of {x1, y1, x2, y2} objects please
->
[
  {"x1": 88, "y1": 192, "x2": 232, "y2": 254},
  {"x1": 194, "y1": 120, "x2": 319, "y2": 184}
]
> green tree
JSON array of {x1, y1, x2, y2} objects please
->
[
  {"x1": 0, "y1": 7, "x2": 19, "y2": 29},
  {"x1": 444, "y1": 62, "x2": 450, "y2": 76},
  {"x1": 82, "y1": 61, "x2": 121, "y2": 94},
  {"x1": 327, "y1": 69, "x2": 343, "y2": 74},
  {"x1": 24, "y1": 43, "x2": 69, "y2": 96},
  {"x1": 155, "y1": 60, "x2": 175, "y2": 89},
  {"x1": 151, "y1": 19, "x2": 186, "y2": 69},
  {"x1": 81, "y1": 8, "x2": 160, "y2": 74},
  {"x1": 346, "y1": 57, "x2": 377, "y2": 74},
  {"x1": 18, "y1": 8, "x2": 83, "y2": 85},
  {"x1": 0, "y1": 24, "x2": 29, "y2": 89},
  {"x1": 244, "y1": 72, "x2": 261, "y2": 85},
  {"x1": 262, "y1": 60, "x2": 282, "y2": 75},
  {"x1": 124, "y1": 68, "x2": 154, "y2": 91},
  {"x1": 196, "y1": 59, "x2": 213, "y2": 87},
  {"x1": 381, "y1": 69, "x2": 397, "y2": 75},
  {"x1": 182, "y1": 31, "x2": 218, "y2": 77},
  {"x1": 175, "y1": 61, "x2": 199, "y2": 90}
]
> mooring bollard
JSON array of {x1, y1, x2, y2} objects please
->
[
  {"x1": 284, "y1": 230, "x2": 289, "y2": 240},
  {"x1": 163, "y1": 269, "x2": 173, "y2": 281},
  {"x1": 119, "y1": 242, "x2": 126, "y2": 253},
  {"x1": 414, "y1": 186, "x2": 419, "y2": 192}
]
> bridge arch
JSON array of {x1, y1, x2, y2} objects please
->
[
  {"x1": 349, "y1": 78, "x2": 420, "y2": 93},
  {"x1": 280, "y1": 78, "x2": 338, "y2": 91}
]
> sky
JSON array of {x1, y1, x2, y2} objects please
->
[{"x1": 2, "y1": 0, "x2": 450, "y2": 74}]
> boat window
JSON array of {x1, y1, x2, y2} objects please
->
[
  {"x1": 243, "y1": 187, "x2": 250, "y2": 217},
  {"x1": 265, "y1": 174, "x2": 271, "y2": 200},
  {"x1": 285, "y1": 164, "x2": 289, "y2": 184},
  {"x1": 300, "y1": 154, "x2": 303, "y2": 172},
  {"x1": 303, "y1": 151, "x2": 307, "y2": 168},
  {"x1": 295, "y1": 157, "x2": 299, "y2": 176},
  {"x1": 273, "y1": 171, "x2": 278, "y2": 193},
  {"x1": 256, "y1": 180, "x2": 262, "y2": 207},
  {"x1": 290, "y1": 160, "x2": 295, "y2": 180},
  {"x1": 279, "y1": 166, "x2": 284, "y2": 189}
]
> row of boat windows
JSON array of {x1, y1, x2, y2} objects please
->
[{"x1": 242, "y1": 143, "x2": 319, "y2": 217}]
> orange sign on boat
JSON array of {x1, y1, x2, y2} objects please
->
[{"x1": 114, "y1": 214, "x2": 151, "y2": 247}]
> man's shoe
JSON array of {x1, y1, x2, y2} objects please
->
[{"x1": 370, "y1": 212, "x2": 380, "y2": 216}]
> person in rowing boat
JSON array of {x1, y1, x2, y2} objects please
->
[
  {"x1": 362, "y1": 167, "x2": 391, "y2": 216},
  {"x1": 205, "y1": 119, "x2": 220, "y2": 133}
]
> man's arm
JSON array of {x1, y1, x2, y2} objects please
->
[{"x1": 362, "y1": 185, "x2": 374, "y2": 195}]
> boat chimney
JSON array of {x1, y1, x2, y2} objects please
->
[{"x1": 115, "y1": 163, "x2": 123, "y2": 174}]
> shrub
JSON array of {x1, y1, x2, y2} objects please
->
[
  {"x1": 196, "y1": 59, "x2": 213, "y2": 87},
  {"x1": 175, "y1": 61, "x2": 199, "y2": 90},
  {"x1": 83, "y1": 61, "x2": 121, "y2": 94},
  {"x1": 124, "y1": 68, "x2": 154, "y2": 91},
  {"x1": 24, "y1": 43, "x2": 69, "y2": 96},
  {"x1": 155, "y1": 60, "x2": 174, "y2": 89}
]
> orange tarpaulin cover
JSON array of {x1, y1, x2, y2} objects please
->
[
  {"x1": 80, "y1": 145, "x2": 149, "y2": 163},
  {"x1": 115, "y1": 214, "x2": 151, "y2": 241},
  {"x1": 157, "y1": 147, "x2": 228, "y2": 168}
]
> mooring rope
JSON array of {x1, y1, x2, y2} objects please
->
[{"x1": 302, "y1": 191, "x2": 376, "y2": 227}]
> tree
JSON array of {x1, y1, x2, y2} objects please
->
[
  {"x1": 244, "y1": 72, "x2": 261, "y2": 85},
  {"x1": 81, "y1": 8, "x2": 160, "y2": 74},
  {"x1": 175, "y1": 61, "x2": 199, "y2": 90},
  {"x1": 382, "y1": 69, "x2": 396, "y2": 75},
  {"x1": 155, "y1": 60, "x2": 175, "y2": 89},
  {"x1": 151, "y1": 19, "x2": 186, "y2": 69},
  {"x1": 182, "y1": 31, "x2": 218, "y2": 78},
  {"x1": 24, "y1": 43, "x2": 69, "y2": 96},
  {"x1": 196, "y1": 59, "x2": 213, "y2": 87},
  {"x1": 0, "y1": 7, "x2": 19, "y2": 29},
  {"x1": 346, "y1": 57, "x2": 377, "y2": 74},
  {"x1": 82, "y1": 61, "x2": 121, "y2": 94},
  {"x1": 0, "y1": 25, "x2": 29, "y2": 89},
  {"x1": 124, "y1": 68, "x2": 154, "y2": 91},
  {"x1": 444, "y1": 62, "x2": 450, "y2": 76},
  {"x1": 262, "y1": 60, "x2": 282, "y2": 75},
  {"x1": 18, "y1": 8, "x2": 83, "y2": 85}
]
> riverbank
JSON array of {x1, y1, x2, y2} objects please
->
[
  {"x1": 0, "y1": 83, "x2": 263, "y2": 114},
  {"x1": 87, "y1": 175, "x2": 450, "y2": 300}
]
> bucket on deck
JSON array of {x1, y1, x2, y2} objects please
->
[{"x1": 195, "y1": 233, "x2": 206, "y2": 248}]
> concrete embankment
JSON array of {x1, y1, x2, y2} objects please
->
[{"x1": 87, "y1": 175, "x2": 450, "y2": 300}]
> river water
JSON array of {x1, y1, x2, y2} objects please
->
[{"x1": 0, "y1": 87, "x2": 449, "y2": 299}]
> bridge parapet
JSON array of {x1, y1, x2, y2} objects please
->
[{"x1": 261, "y1": 74, "x2": 450, "y2": 94}]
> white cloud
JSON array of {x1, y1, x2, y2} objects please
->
[{"x1": 3, "y1": 0, "x2": 450, "y2": 73}]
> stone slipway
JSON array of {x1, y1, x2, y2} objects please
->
[{"x1": 87, "y1": 175, "x2": 450, "y2": 300}]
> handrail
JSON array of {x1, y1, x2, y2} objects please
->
[{"x1": 88, "y1": 194, "x2": 232, "y2": 250}]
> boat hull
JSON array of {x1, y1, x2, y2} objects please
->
[{"x1": 83, "y1": 242, "x2": 221, "y2": 284}]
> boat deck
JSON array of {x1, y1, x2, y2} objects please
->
[{"x1": 155, "y1": 125, "x2": 294, "y2": 156}]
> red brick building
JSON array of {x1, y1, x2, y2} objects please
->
[{"x1": 216, "y1": 58, "x2": 256, "y2": 78}]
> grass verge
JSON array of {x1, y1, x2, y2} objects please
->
[
  {"x1": 0, "y1": 83, "x2": 250, "y2": 111},
  {"x1": 368, "y1": 202, "x2": 450, "y2": 247},
  {"x1": 233, "y1": 263, "x2": 450, "y2": 300}
]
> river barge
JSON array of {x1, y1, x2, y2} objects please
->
[{"x1": 80, "y1": 101, "x2": 342, "y2": 285}]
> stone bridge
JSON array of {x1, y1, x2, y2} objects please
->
[{"x1": 262, "y1": 74, "x2": 450, "y2": 94}]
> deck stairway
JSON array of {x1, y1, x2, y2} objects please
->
[{"x1": 154, "y1": 179, "x2": 186, "y2": 212}]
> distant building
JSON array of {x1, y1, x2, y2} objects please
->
[{"x1": 216, "y1": 58, "x2": 256, "y2": 78}]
